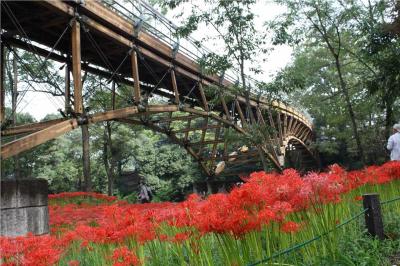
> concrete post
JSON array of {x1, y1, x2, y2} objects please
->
[{"x1": 0, "y1": 179, "x2": 49, "y2": 237}]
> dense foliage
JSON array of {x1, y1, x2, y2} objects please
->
[{"x1": 269, "y1": 0, "x2": 400, "y2": 168}]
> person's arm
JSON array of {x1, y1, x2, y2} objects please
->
[{"x1": 387, "y1": 136, "x2": 394, "y2": 151}]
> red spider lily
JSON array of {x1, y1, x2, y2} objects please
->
[
  {"x1": 68, "y1": 260, "x2": 80, "y2": 266},
  {"x1": 280, "y1": 221, "x2": 301, "y2": 233},
  {"x1": 111, "y1": 246, "x2": 140, "y2": 266}
]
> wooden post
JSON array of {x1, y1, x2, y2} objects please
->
[
  {"x1": 220, "y1": 94, "x2": 231, "y2": 121},
  {"x1": 131, "y1": 50, "x2": 141, "y2": 103},
  {"x1": 171, "y1": 69, "x2": 179, "y2": 104},
  {"x1": 0, "y1": 42, "x2": 5, "y2": 123},
  {"x1": 71, "y1": 20, "x2": 83, "y2": 114},
  {"x1": 363, "y1": 194, "x2": 384, "y2": 240},
  {"x1": 65, "y1": 63, "x2": 71, "y2": 113},
  {"x1": 198, "y1": 82, "x2": 209, "y2": 111},
  {"x1": 235, "y1": 99, "x2": 246, "y2": 127}
]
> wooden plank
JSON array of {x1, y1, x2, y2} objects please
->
[
  {"x1": 170, "y1": 69, "x2": 180, "y2": 104},
  {"x1": 89, "y1": 105, "x2": 178, "y2": 124},
  {"x1": 1, "y1": 118, "x2": 67, "y2": 136},
  {"x1": 71, "y1": 19, "x2": 83, "y2": 114},
  {"x1": 198, "y1": 83, "x2": 209, "y2": 111},
  {"x1": 131, "y1": 50, "x2": 141, "y2": 103},
  {"x1": 235, "y1": 99, "x2": 246, "y2": 126},
  {"x1": 76, "y1": 1, "x2": 212, "y2": 82},
  {"x1": 0, "y1": 42, "x2": 5, "y2": 123},
  {"x1": 1, "y1": 119, "x2": 79, "y2": 159},
  {"x1": 220, "y1": 94, "x2": 231, "y2": 121}
]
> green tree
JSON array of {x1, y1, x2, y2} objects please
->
[{"x1": 271, "y1": 0, "x2": 366, "y2": 162}]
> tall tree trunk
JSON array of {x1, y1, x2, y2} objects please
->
[
  {"x1": 103, "y1": 122, "x2": 116, "y2": 196},
  {"x1": 384, "y1": 97, "x2": 394, "y2": 139},
  {"x1": 12, "y1": 54, "x2": 20, "y2": 179},
  {"x1": 81, "y1": 124, "x2": 91, "y2": 191},
  {"x1": 334, "y1": 57, "x2": 364, "y2": 162}
]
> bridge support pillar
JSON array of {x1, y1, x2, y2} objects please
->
[{"x1": 0, "y1": 179, "x2": 49, "y2": 237}]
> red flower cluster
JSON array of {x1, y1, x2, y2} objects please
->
[
  {"x1": 1, "y1": 161, "x2": 399, "y2": 265},
  {"x1": 111, "y1": 246, "x2": 140, "y2": 266}
]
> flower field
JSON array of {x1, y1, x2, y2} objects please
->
[{"x1": 1, "y1": 162, "x2": 400, "y2": 266}]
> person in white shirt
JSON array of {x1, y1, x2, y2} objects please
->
[{"x1": 387, "y1": 124, "x2": 400, "y2": 161}]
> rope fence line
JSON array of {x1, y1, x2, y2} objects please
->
[
  {"x1": 381, "y1": 196, "x2": 400, "y2": 205},
  {"x1": 247, "y1": 194, "x2": 400, "y2": 266}
]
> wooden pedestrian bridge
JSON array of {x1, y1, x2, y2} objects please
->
[{"x1": 0, "y1": 0, "x2": 319, "y2": 177}]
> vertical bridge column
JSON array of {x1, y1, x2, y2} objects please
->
[
  {"x1": 71, "y1": 19, "x2": 83, "y2": 114},
  {"x1": 131, "y1": 48, "x2": 141, "y2": 104}
]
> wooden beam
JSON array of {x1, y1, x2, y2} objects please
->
[
  {"x1": 220, "y1": 94, "x2": 231, "y2": 121},
  {"x1": 131, "y1": 50, "x2": 141, "y2": 103},
  {"x1": 235, "y1": 99, "x2": 246, "y2": 126},
  {"x1": 171, "y1": 69, "x2": 180, "y2": 104},
  {"x1": 117, "y1": 117, "x2": 212, "y2": 176},
  {"x1": 198, "y1": 83, "x2": 209, "y2": 111},
  {"x1": 35, "y1": 1, "x2": 312, "y2": 131},
  {"x1": 71, "y1": 19, "x2": 83, "y2": 114},
  {"x1": 1, "y1": 118, "x2": 67, "y2": 136},
  {"x1": 1, "y1": 119, "x2": 79, "y2": 159}
]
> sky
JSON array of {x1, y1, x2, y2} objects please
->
[{"x1": 13, "y1": 0, "x2": 292, "y2": 121}]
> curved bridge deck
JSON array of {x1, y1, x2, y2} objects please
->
[{"x1": 0, "y1": 1, "x2": 318, "y2": 177}]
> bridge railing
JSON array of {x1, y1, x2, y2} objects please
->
[{"x1": 102, "y1": 0, "x2": 312, "y2": 124}]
